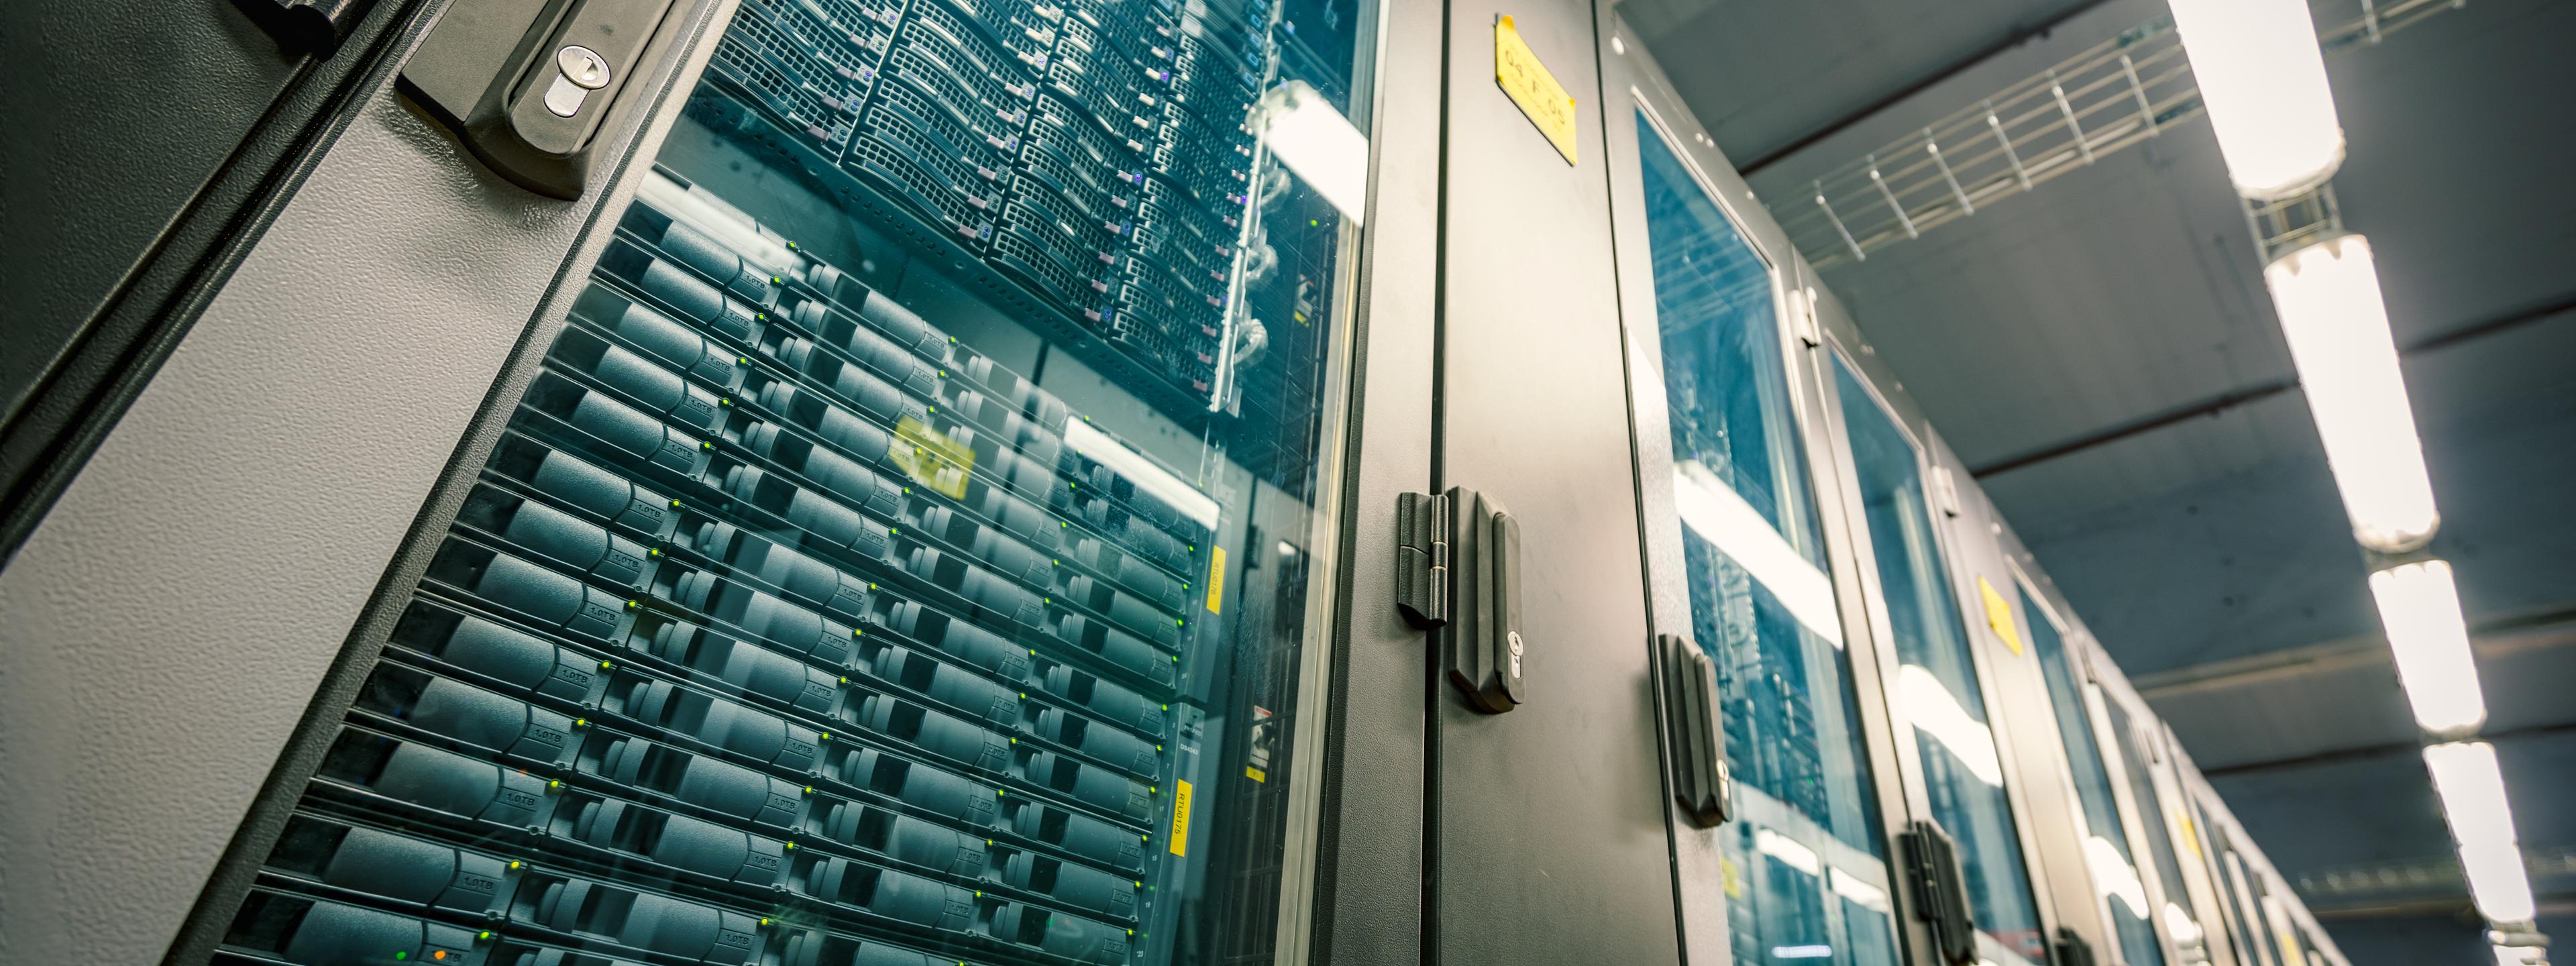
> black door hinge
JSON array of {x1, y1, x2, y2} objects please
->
[
  {"x1": 1395, "y1": 490, "x2": 1450, "y2": 629},
  {"x1": 1899, "y1": 819, "x2": 1980, "y2": 965},
  {"x1": 1399, "y1": 489, "x2": 1525, "y2": 713}
]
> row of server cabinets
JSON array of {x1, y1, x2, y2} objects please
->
[{"x1": 0, "y1": 0, "x2": 2352, "y2": 965}]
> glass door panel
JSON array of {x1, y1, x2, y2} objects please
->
[
  {"x1": 1631, "y1": 111, "x2": 1900, "y2": 966},
  {"x1": 2106, "y1": 700, "x2": 2210, "y2": 963},
  {"x1": 2024, "y1": 590, "x2": 2165, "y2": 966},
  {"x1": 1833, "y1": 357, "x2": 2046, "y2": 964},
  {"x1": 205, "y1": 0, "x2": 1383, "y2": 962}
]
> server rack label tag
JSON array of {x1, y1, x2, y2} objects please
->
[
  {"x1": 892, "y1": 417, "x2": 975, "y2": 498},
  {"x1": 1495, "y1": 15, "x2": 1578, "y2": 166},
  {"x1": 1204, "y1": 546, "x2": 1226, "y2": 614},
  {"x1": 1167, "y1": 780, "x2": 1194, "y2": 856},
  {"x1": 1978, "y1": 577, "x2": 2023, "y2": 656}
]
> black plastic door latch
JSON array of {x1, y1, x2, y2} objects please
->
[
  {"x1": 1659, "y1": 634, "x2": 1731, "y2": 827},
  {"x1": 1900, "y1": 819, "x2": 1980, "y2": 965},
  {"x1": 396, "y1": 0, "x2": 682, "y2": 199},
  {"x1": 2051, "y1": 927, "x2": 2099, "y2": 966},
  {"x1": 231, "y1": 0, "x2": 375, "y2": 58},
  {"x1": 1397, "y1": 488, "x2": 1523, "y2": 712}
]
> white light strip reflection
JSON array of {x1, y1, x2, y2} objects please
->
[
  {"x1": 638, "y1": 171, "x2": 798, "y2": 276},
  {"x1": 1896, "y1": 664, "x2": 2005, "y2": 787},
  {"x1": 2163, "y1": 902, "x2": 2205, "y2": 945},
  {"x1": 1754, "y1": 828, "x2": 1823, "y2": 876},
  {"x1": 1065, "y1": 420, "x2": 1222, "y2": 531},
  {"x1": 2083, "y1": 835, "x2": 2151, "y2": 920},
  {"x1": 1772, "y1": 947, "x2": 1834, "y2": 959},
  {"x1": 1671, "y1": 464, "x2": 1843, "y2": 647},
  {"x1": 1830, "y1": 868, "x2": 1892, "y2": 913},
  {"x1": 1253, "y1": 80, "x2": 1369, "y2": 225}
]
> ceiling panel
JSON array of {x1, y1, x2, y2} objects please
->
[{"x1": 1619, "y1": 0, "x2": 2109, "y2": 162}]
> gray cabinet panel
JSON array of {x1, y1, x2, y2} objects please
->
[{"x1": 1434, "y1": 0, "x2": 1680, "y2": 961}]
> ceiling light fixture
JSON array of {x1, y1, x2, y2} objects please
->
[
  {"x1": 2369, "y1": 561, "x2": 2487, "y2": 733},
  {"x1": 2424, "y1": 741, "x2": 2538, "y2": 924},
  {"x1": 2265, "y1": 235, "x2": 2441, "y2": 551},
  {"x1": 2167, "y1": 0, "x2": 2346, "y2": 198}
]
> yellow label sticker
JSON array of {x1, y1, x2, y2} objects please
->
[
  {"x1": 1205, "y1": 546, "x2": 1226, "y2": 614},
  {"x1": 1245, "y1": 765, "x2": 1266, "y2": 784},
  {"x1": 1168, "y1": 780, "x2": 1194, "y2": 857},
  {"x1": 2177, "y1": 809, "x2": 2203, "y2": 860},
  {"x1": 1979, "y1": 577, "x2": 2023, "y2": 656},
  {"x1": 1495, "y1": 15, "x2": 1578, "y2": 165},
  {"x1": 890, "y1": 416, "x2": 975, "y2": 499},
  {"x1": 1719, "y1": 857, "x2": 1743, "y2": 900}
]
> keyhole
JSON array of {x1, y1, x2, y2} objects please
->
[{"x1": 557, "y1": 46, "x2": 612, "y2": 89}]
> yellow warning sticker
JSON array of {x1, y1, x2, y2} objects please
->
[
  {"x1": 1245, "y1": 765, "x2": 1266, "y2": 784},
  {"x1": 1495, "y1": 15, "x2": 1578, "y2": 165},
  {"x1": 1979, "y1": 577, "x2": 2023, "y2": 656},
  {"x1": 2178, "y1": 809, "x2": 2203, "y2": 861},
  {"x1": 1205, "y1": 546, "x2": 1226, "y2": 614},
  {"x1": 1168, "y1": 780, "x2": 1194, "y2": 857},
  {"x1": 1719, "y1": 857, "x2": 1743, "y2": 900},
  {"x1": 890, "y1": 416, "x2": 974, "y2": 499}
]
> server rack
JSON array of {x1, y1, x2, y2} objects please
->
[
  {"x1": 0, "y1": 0, "x2": 1414, "y2": 961},
  {"x1": 0, "y1": 2, "x2": 2358, "y2": 965},
  {"x1": 1593, "y1": 9, "x2": 2357, "y2": 966}
]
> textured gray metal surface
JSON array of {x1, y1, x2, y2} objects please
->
[
  {"x1": 1432, "y1": 0, "x2": 1680, "y2": 961},
  {"x1": 0, "y1": 4, "x2": 717, "y2": 959},
  {"x1": 0, "y1": 0, "x2": 301, "y2": 421}
]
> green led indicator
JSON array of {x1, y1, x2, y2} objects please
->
[{"x1": 395, "y1": 953, "x2": 407, "y2": 961}]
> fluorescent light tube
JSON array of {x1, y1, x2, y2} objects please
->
[
  {"x1": 2425, "y1": 742, "x2": 2538, "y2": 922},
  {"x1": 2167, "y1": 0, "x2": 2345, "y2": 198},
  {"x1": 2265, "y1": 235, "x2": 2441, "y2": 551},
  {"x1": 2369, "y1": 561, "x2": 2486, "y2": 733},
  {"x1": 1670, "y1": 464, "x2": 1844, "y2": 647},
  {"x1": 1254, "y1": 80, "x2": 1370, "y2": 225},
  {"x1": 1896, "y1": 664, "x2": 2005, "y2": 787}
]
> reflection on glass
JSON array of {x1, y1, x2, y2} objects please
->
[
  {"x1": 2107, "y1": 700, "x2": 2208, "y2": 963},
  {"x1": 2024, "y1": 590, "x2": 2166, "y2": 966},
  {"x1": 1834, "y1": 358, "x2": 2044, "y2": 963},
  {"x1": 209, "y1": 0, "x2": 1382, "y2": 963},
  {"x1": 2221, "y1": 847, "x2": 2278, "y2": 966},
  {"x1": 1634, "y1": 111, "x2": 1898, "y2": 966}
]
